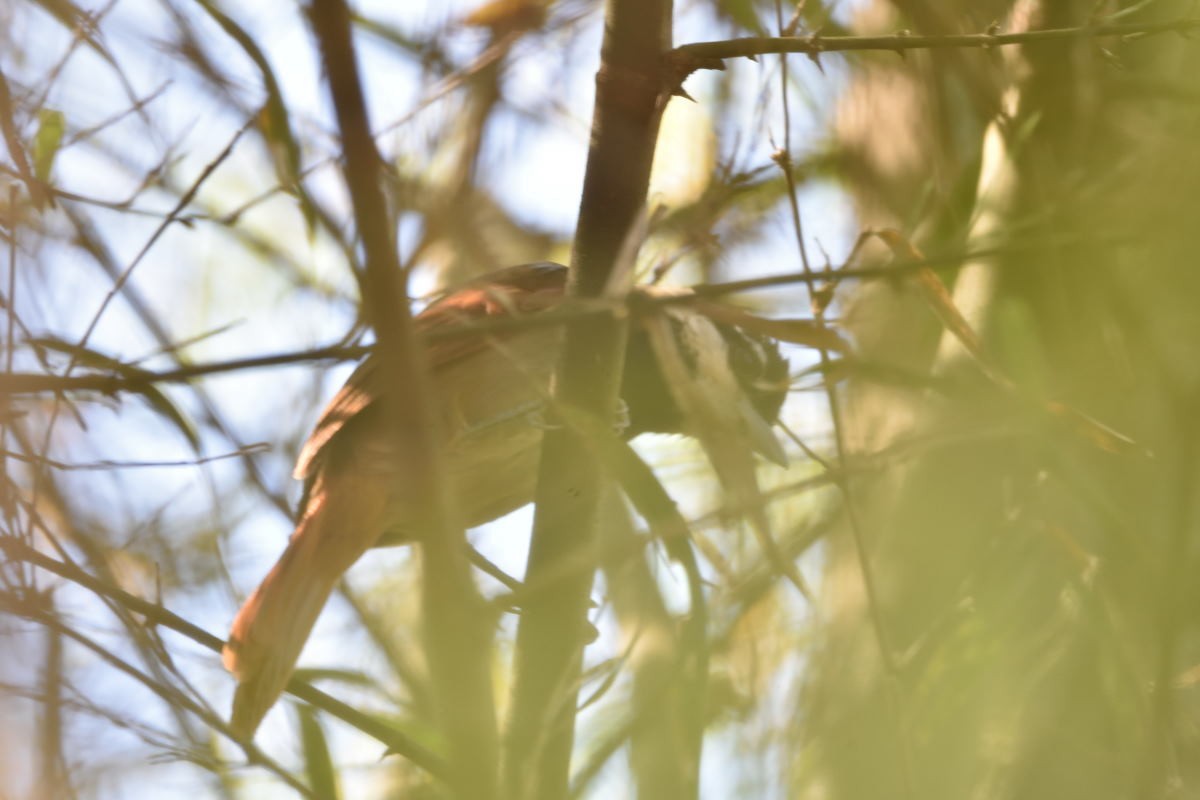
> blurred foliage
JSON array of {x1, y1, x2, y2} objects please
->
[
  {"x1": 809, "y1": 2, "x2": 1200, "y2": 799},
  {"x1": 0, "y1": 0, "x2": 1197, "y2": 798}
]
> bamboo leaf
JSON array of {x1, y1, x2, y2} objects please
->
[
  {"x1": 32, "y1": 108, "x2": 65, "y2": 183},
  {"x1": 298, "y1": 706, "x2": 340, "y2": 800},
  {"x1": 195, "y1": 0, "x2": 317, "y2": 234},
  {"x1": 30, "y1": 338, "x2": 202, "y2": 452},
  {"x1": 692, "y1": 299, "x2": 851, "y2": 353},
  {"x1": 641, "y1": 312, "x2": 812, "y2": 601},
  {"x1": 873, "y1": 229, "x2": 1142, "y2": 456}
]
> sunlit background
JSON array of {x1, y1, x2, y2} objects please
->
[{"x1": 4, "y1": 0, "x2": 1200, "y2": 798}]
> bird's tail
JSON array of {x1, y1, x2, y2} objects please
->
[{"x1": 222, "y1": 511, "x2": 349, "y2": 738}]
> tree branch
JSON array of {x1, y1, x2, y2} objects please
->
[
  {"x1": 503, "y1": 0, "x2": 674, "y2": 797},
  {"x1": 672, "y1": 17, "x2": 1200, "y2": 69},
  {"x1": 0, "y1": 534, "x2": 448, "y2": 778},
  {"x1": 306, "y1": 2, "x2": 498, "y2": 797},
  {"x1": 2, "y1": 235, "x2": 1122, "y2": 400}
]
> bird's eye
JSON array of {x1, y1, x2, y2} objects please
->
[{"x1": 724, "y1": 328, "x2": 767, "y2": 380}]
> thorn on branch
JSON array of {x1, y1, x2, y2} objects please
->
[
  {"x1": 663, "y1": 50, "x2": 726, "y2": 101},
  {"x1": 806, "y1": 32, "x2": 826, "y2": 73},
  {"x1": 812, "y1": 239, "x2": 836, "y2": 316},
  {"x1": 811, "y1": 282, "x2": 835, "y2": 317},
  {"x1": 985, "y1": 21, "x2": 1001, "y2": 48},
  {"x1": 894, "y1": 28, "x2": 911, "y2": 59}
]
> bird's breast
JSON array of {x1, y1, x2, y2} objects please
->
[{"x1": 373, "y1": 329, "x2": 561, "y2": 544}]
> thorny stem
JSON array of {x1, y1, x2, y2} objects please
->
[
  {"x1": 307, "y1": 0, "x2": 499, "y2": 796},
  {"x1": 770, "y1": 2, "x2": 916, "y2": 794},
  {"x1": 674, "y1": 17, "x2": 1200, "y2": 65}
]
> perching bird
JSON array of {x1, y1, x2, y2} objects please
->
[{"x1": 222, "y1": 262, "x2": 790, "y2": 737}]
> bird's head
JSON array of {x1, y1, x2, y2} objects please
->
[{"x1": 622, "y1": 291, "x2": 790, "y2": 465}]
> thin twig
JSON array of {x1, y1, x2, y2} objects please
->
[
  {"x1": 4, "y1": 234, "x2": 1126, "y2": 398},
  {"x1": 0, "y1": 592, "x2": 315, "y2": 796},
  {"x1": 503, "y1": 0, "x2": 674, "y2": 793},
  {"x1": 0, "y1": 68, "x2": 48, "y2": 208},
  {"x1": 768, "y1": 11, "x2": 916, "y2": 793},
  {"x1": 674, "y1": 17, "x2": 1200, "y2": 63},
  {"x1": 0, "y1": 534, "x2": 449, "y2": 778},
  {"x1": 2, "y1": 444, "x2": 270, "y2": 472},
  {"x1": 26, "y1": 115, "x2": 258, "y2": 542},
  {"x1": 306, "y1": 1, "x2": 499, "y2": 796}
]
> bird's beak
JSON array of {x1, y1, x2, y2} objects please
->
[{"x1": 739, "y1": 396, "x2": 788, "y2": 467}]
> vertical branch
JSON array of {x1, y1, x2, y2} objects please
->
[
  {"x1": 2, "y1": 184, "x2": 21, "y2": 551},
  {"x1": 305, "y1": 3, "x2": 498, "y2": 798},
  {"x1": 38, "y1": 619, "x2": 67, "y2": 799},
  {"x1": 771, "y1": 1, "x2": 914, "y2": 795},
  {"x1": 504, "y1": 1, "x2": 673, "y2": 798},
  {"x1": 1137, "y1": 386, "x2": 1198, "y2": 800},
  {"x1": 599, "y1": 491, "x2": 699, "y2": 798}
]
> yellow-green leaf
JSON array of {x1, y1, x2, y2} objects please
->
[{"x1": 33, "y1": 109, "x2": 65, "y2": 183}]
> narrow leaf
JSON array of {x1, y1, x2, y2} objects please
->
[
  {"x1": 195, "y1": 0, "x2": 317, "y2": 233},
  {"x1": 874, "y1": 229, "x2": 1002, "y2": 381},
  {"x1": 642, "y1": 312, "x2": 812, "y2": 600},
  {"x1": 33, "y1": 109, "x2": 65, "y2": 183},
  {"x1": 298, "y1": 706, "x2": 340, "y2": 800},
  {"x1": 690, "y1": 299, "x2": 850, "y2": 353},
  {"x1": 30, "y1": 338, "x2": 201, "y2": 451},
  {"x1": 872, "y1": 229, "x2": 1142, "y2": 456}
]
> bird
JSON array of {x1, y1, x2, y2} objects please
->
[{"x1": 221, "y1": 261, "x2": 790, "y2": 738}]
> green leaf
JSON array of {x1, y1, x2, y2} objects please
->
[
  {"x1": 291, "y1": 666, "x2": 375, "y2": 687},
  {"x1": 195, "y1": 1, "x2": 318, "y2": 235},
  {"x1": 33, "y1": 109, "x2": 65, "y2": 183},
  {"x1": 298, "y1": 706, "x2": 340, "y2": 800}
]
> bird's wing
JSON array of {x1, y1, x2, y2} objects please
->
[{"x1": 293, "y1": 262, "x2": 568, "y2": 483}]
